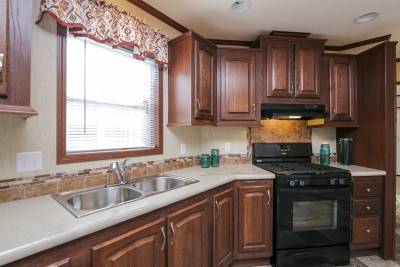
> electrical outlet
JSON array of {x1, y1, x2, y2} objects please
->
[
  {"x1": 180, "y1": 144, "x2": 186, "y2": 155},
  {"x1": 224, "y1": 142, "x2": 231, "y2": 153},
  {"x1": 16, "y1": 151, "x2": 43, "y2": 173}
]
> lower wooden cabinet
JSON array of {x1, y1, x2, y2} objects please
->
[
  {"x1": 92, "y1": 218, "x2": 166, "y2": 267},
  {"x1": 213, "y1": 187, "x2": 234, "y2": 267},
  {"x1": 167, "y1": 199, "x2": 211, "y2": 267},
  {"x1": 9, "y1": 180, "x2": 274, "y2": 267},
  {"x1": 235, "y1": 181, "x2": 273, "y2": 259}
]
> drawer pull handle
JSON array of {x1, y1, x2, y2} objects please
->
[
  {"x1": 215, "y1": 201, "x2": 220, "y2": 219},
  {"x1": 161, "y1": 226, "x2": 166, "y2": 251},
  {"x1": 365, "y1": 206, "x2": 371, "y2": 211},
  {"x1": 169, "y1": 222, "x2": 175, "y2": 246},
  {"x1": 267, "y1": 189, "x2": 271, "y2": 206},
  {"x1": 365, "y1": 229, "x2": 371, "y2": 234},
  {"x1": 365, "y1": 188, "x2": 371, "y2": 193}
]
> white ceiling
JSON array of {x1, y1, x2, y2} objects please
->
[{"x1": 144, "y1": 0, "x2": 400, "y2": 55}]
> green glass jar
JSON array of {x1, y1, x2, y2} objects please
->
[
  {"x1": 211, "y1": 149, "x2": 220, "y2": 167},
  {"x1": 320, "y1": 143, "x2": 330, "y2": 166},
  {"x1": 339, "y1": 138, "x2": 353, "y2": 165},
  {"x1": 200, "y1": 154, "x2": 210, "y2": 168}
]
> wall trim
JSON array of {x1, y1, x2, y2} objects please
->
[{"x1": 324, "y1": 34, "x2": 392, "y2": 51}]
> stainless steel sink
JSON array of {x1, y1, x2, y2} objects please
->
[
  {"x1": 53, "y1": 174, "x2": 198, "y2": 217},
  {"x1": 131, "y1": 175, "x2": 197, "y2": 194},
  {"x1": 53, "y1": 186, "x2": 143, "y2": 217}
]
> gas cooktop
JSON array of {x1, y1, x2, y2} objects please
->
[{"x1": 254, "y1": 162, "x2": 349, "y2": 175}]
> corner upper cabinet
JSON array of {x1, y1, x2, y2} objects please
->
[
  {"x1": 168, "y1": 31, "x2": 216, "y2": 126},
  {"x1": 325, "y1": 54, "x2": 357, "y2": 127},
  {"x1": 261, "y1": 36, "x2": 326, "y2": 103},
  {"x1": 217, "y1": 48, "x2": 263, "y2": 126},
  {"x1": 0, "y1": 0, "x2": 36, "y2": 117}
]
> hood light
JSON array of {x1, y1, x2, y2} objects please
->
[{"x1": 288, "y1": 116, "x2": 302, "y2": 119}]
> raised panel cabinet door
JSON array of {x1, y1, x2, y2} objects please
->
[
  {"x1": 167, "y1": 199, "x2": 211, "y2": 267},
  {"x1": 92, "y1": 218, "x2": 166, "y2": 267},
  {"x1": 219, "y1": 52, "x2": 258, "y2": 121},
  {"x1": 213, "y1": 187, "x2": 234, "y2": 267},
  {"x1": 266, "y1": 40, "x2": 294, "y2": 98},
  {"x1": 236, "y1": 181, "x2": 273, "y2": 256},
  {"x1": 295, "y1": 43, "x2": 321, "y2": 98},
  {"x1": 0, "y1": 0, "x2": 8, "y2": 97},
  {"x1": 329, "y1": 56, "x2": 356, "y2": 122},
  {"x1": 194, "y1": 39, "x2": 216, "y2": 120}
]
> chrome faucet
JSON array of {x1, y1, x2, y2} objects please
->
[{"x1": 109, "y1": 159, "x2": 129, "y2": 185}]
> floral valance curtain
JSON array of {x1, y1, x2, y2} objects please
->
[{"x1": 38, "y1": 0, "x2": 169, "y2": 65}]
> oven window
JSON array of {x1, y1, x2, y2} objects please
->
[{"x1": 292, "y1": 200, "x2": 338, "y2": 232}]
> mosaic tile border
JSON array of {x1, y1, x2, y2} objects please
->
[{"x1": 0, "y1": 154, "x2": 250, "y2": 204}]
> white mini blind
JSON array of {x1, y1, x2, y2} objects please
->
[{"x1": 66, "y1": 35, "x2": 159, "y2": 153}]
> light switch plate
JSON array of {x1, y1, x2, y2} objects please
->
[
  {"x1": 180, "y1": 144, "x2": 186, "y2": 155},
  {"x1": 16, "y1": 151, "x2": 43, "y2": 173},
  {"x1": 224, "y1": 142, "x2": 231, "y2": 153}
]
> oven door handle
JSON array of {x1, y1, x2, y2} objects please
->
[{"x1": 290, "y1": 251, "x2": 314, "y2": 258}]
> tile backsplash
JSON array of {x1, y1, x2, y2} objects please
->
[{"x1": 251, "y1": 119, "x2": 311, "y2": 143}]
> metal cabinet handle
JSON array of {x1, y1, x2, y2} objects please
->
[
  {"x1": 169, "y1": 222, "x2": 175, "y2": 246},
  {"x1": 266, "y1": 189, "x2": 271, "y2": 206},
  {"x1": 196, "y1": 98, "x2": 201, "y2": 108},
  {"x1": 290, "y1": 84, "x2": 294, "y2": 94},
  {"x1": 0, "y1": 53, "x2": 4, "y2": 83},
  {"x1": 365, "y1": 229, "x2": 371, "y2": 234},
  {"x1": 253, "y1": 104, "x2": 256, "y2": 113},
  {"x1": 215, "y1": 201, "x2": 220, "y2": 219},
  {"x1": 161, "y1": 226, "x2": 166, "y2": 251},
  {"x1": 365, "y1": 188, "x2": 371, "y2": 193},
  {"x1": 365, "y1": 206, "x2": 371, "y2": 211}
]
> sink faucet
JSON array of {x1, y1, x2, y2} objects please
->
[{"x1": 110, "y1": 159, "x2": 129, "y2": 185}]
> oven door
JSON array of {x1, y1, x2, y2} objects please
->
[{"x1": 275, "y1": 186, "x2": 350, "y2": 250}]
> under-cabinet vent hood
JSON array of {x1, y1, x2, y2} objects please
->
[{"x1": 261, "y1": 104, "x2": 328, "y2": 120}]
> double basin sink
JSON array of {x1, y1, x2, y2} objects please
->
[{"x1": 52, "y1": 174, "x2": 198, "y2": 217}]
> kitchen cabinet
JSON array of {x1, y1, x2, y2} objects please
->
[
  {"x1": 325, "y1": 54, "x2": 357, "y2": 127},
  {"x1": 235, "y1": 181, "x2": 273, "y2": 260},
  {"x1": 260, "y1": 36, "x2": 326, "y2": 104},
  {"x1": 92, "y1": 218, "x2": 166, "y2": 267},
  {"x1": 168, "y1": 31, "x2": 216, "y2": 126},
  {"x1": 0, "y1": 0, "x2": 36, "y2": 117},
  {"x1": 167, "y1": 198, "x2": 211, "y2": 267},
  {"x1": 217, "y1": 48, "x2": 263, "y2": 126},
  {"x1": 45, "y1": 259, "x2": 71, "y2": 267},
  {"x1": 213, "y1": 187, "x2": 234, "y2": 267},
  {"x1": 351, "y1": 177, "x2": 383, "y2": 250}
]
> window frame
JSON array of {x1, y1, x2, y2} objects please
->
[{"x1": 57, "y1": 26, "x2": 163, "y2": 164}]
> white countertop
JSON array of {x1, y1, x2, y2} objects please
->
[
  {"x1": 330, "y1": 162, "x2": 386, "y2": 177},
  {"x1": 0, "y1": 164, "x2": 274, "y2": 265}
]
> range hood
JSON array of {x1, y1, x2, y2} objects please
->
[{"x1": 261, "y1": 104, "x2": 329, "y2": 120}]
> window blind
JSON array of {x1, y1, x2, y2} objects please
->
[{"x1": 66, "y1": 35, "x2": 159, "y2": 153}]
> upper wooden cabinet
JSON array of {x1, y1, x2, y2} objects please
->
[
  {"x1": 0, "y1": 0, "x2": 36, "y2": 117},
  {"x1": 217, "y1": 48, "x2": 263, "y2": 126},
  {"x1": 92, "y1": 218, "x2": 166, "y2": 267},
  {"x1": 168, "y1": 31, "x2": 216, "y2": 126},
  {"x1": 235, "y1": 180, "x2": 273, "y2": 260},
  {"x1": 167, "y1": 199, "x2": 211, "y2": 267},
  {"x1": 213, "y1": 187, "x2": 234, "y2": 267},
  {"x1": 261, "y1": 36, "x2": 326, "y2": 104}
]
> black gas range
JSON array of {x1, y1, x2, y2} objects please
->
[{"x1": 253, "y1": 143, "x2": 351, "y2": 267}]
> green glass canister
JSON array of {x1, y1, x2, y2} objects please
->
[
  {"x1": 200, "y1": 154, "x2": 210, "y2": 168},
  {"x1": 320, "y1": 143, "x2": 331, "y2": 166},
  {"x1": 339, "y1": 138, "x2": 353, "y2": 165},
  {"x1": 210, "y1": 149, "x2": 220, "y2": 167}
]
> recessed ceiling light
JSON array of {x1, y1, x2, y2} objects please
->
[
  {"x1": 230, "y1": 0, "x2": 251, "y2": 14},
  {"x1": 354, "y1": 12, "x2": 379, "y2": 24}
]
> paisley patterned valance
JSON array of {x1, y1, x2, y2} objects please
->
[{"x1": 38, "y1": 0, "x2": 169, "y2": 65}]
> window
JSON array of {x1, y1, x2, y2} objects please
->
[{"x1": 57, "y1": 27, "x2": 163, "y2": 163}]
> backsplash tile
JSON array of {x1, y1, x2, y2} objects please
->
[
  {"x1": 251, "y1": 119, "x2": 311, "y2": 143},
  {"x1": 0, "y1": 154, "x2": 249, "y2": 204}
]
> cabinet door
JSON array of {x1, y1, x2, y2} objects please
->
[
  {"x1": 194, "y1": 39, "x2": 215, "y2": 120},
  {"x1": 219, "y1": 51, "x2": 258, "y2": 121},
  {"x1": 167, "y1": 199, "x2": 211, "y2": 267},
  {"x1": 0, "y1": 0, "x2": 7, "y2": 97},
  {"x1": 236, "y1": 181, "x2": 273, "y2": 258},
  {"x1": 295, "y1": 42, "x2": 321, "y2": 98},
  {"x1": 266, "y1": 40, "x2": 294, "y2": 98},
  {"x1": 213, "y1": 187, "x2": 234, "y2": 267},
  {"x1": 92, "y1": 218, "x2": 166, "y2": 267},
  {"x1": 329, "y1": 56, "x2": 356, "y2": 122},
  {"x1": 45, "y1": 259, "x2": 71, "y2": 267}
]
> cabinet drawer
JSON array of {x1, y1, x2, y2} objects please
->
[
  {"x1": 352, "y1": 178, "x2": 382, "y2": 198},
  {"x1": 352, "y1": 217, "x2": 380, "y2": 245},
  {"x1": 352, "y1": 199, "x2": 381, "y2": 216}
]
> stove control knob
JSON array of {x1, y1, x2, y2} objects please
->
[
  {"x1": 329, "y1": 179, "x2": 338, "y2": 185},
  {"x1": 338, "y1": 178, "x2": 347, "y2": 185},
  {"x1": 299, "y1": 180, "x2": 305, "y2": 187},
  {"x1": 288, "y1": 180, "x2": 297, "y2": 187}
]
